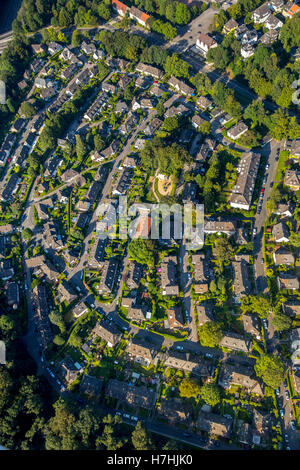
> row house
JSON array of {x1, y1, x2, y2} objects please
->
[
  {"x1": 160, "y1": 255, "x2": 179, "y2": 296},
  {"x1": 220, "y1": 332, "x2": 252, "y2": 353},
  {"x1": 168, "y1": 76, "x2": 195, "y2": 96},
  {"x1": 106, "y1": 379, "x2": 156, "y2": 409},
  {"x1": 218, "y1": 363, "x2": 263, "y2": 395},
  {"x1": 32, "y1": 284, "x2": 53, "y2": 350},
  {"x1": 230, "y1": 152, "x2": 260, "y2": 211},
  {"x1": 126, "y1": 338, "x2": 157, "y2": 366},
  {"x1": 98, "y1": 258, "x2": 119, "y2": 295},
  {"x1": 232, "y1": 260, "x2": 251, "y2": 301},
  {"x1": 204, "y1": 217, "x2": 237, "y2": 237},
  {"x1": 88, "y1": 237, "x2": 107, "y2": 269},
  {"x1": 192, "y1": 253, "x2": 213, "y2": 295},
  {"x1": 136, "y1": 62, "x2": 165, "y2": 81}
]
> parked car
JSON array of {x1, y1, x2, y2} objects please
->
[
  {"x1": 285, "y1": 390, "x2": 290, "y2": 401},
  {"x1": 280, "y1": 409, "x2": 284, "y2": 418},
  {"x1": 291, "y1": 420, "x2": 296, "y2": 430}
]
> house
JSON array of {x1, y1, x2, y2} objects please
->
[
  {"x1": 81, "y1": 41, "x2": 96, "y2": 56},
  {"x1": 251, "y1": 409, "x2": 272, "y2": 446},
  {"x1": 35, "y1": 197, "x2": 54, "y2": 221},
  {"x1": 161, "y1": 256, "x2": 179, "y2": 296},
  {"x1": 196, "y1": 412, "x2": 232, "y2": 438},
  {"x1": 168, "y1": 76, "x2": 194, "y2": 96},
  {"x1": 6, "y1": 282, "x2": 19, "y2": 308},
  {"x1": 192, "y1": 253, "x2": 213, "y2": 295},
  {"x1": 61, "y1": 63, "x2": 78, "y2": 80},
  {"x1": 106, "y1": 379, "x2": 156, "y2": 409},
  {"x1": 111, "y1": 0, "x2": 129, "y2": 16},
  {"x1": 88, "y1": 238, "x2": 107, "y2": 269},
  {"x1": 144, "y1": 118, "x2": 162, "y2": 136},
  {"x1": 48, "y1": 42, "x2": 63, "y2": 55},
  {"x1": 232, "y1": 261, "x2": 251, "y2": 300},
  {"x1": 80, "y1": 375, "x2": 103, "y2": 399},
  {"x1": 192, "y1": 114, "x2": 205, "y2": 129},
  {"x1": 227, "y1": 121, "x2": 248, "y2": 140},
  {"x1": 31, "y1": 43, "x2": 45, "y2": 54},
  {"x1": 42, "y1": 221, "x2": 64, "y2": 251},
  {"x1": 115, "y1": 101, "x2": 128, "y2": 115},
  {"x1": 290, "y1": 139, "x2": 300, "y2": 157},
  {"x1": 76, "y1": 200, "x2": 90, "y2": 213},
  {"x1": 73, "y1": 302, "x2": 88, "y2": 319},
  {"x1": 182, "y1": 181, "x2": 198, "y2": 204},
  {"x1": 268, "y1": 0, "x2": 284, "y2": 12},
  {"x1": 220, "y1": 332, "x2": 252, "y2": 353},
  {"x1": 126, "y1": 339, "x2": 157, "y2": 366},
  {"x1": 158, "y1": 398, "x2": 192, "y2": 424},
  {"x1": 150, "y1": 84, "x2": 165, "y2": 97},
  {"x1": 11, "y1": 118, "x2": 25, "y2": 133},
  {"x1": 120, "y1": 112, "x2": 139, "y2": 134},
  {"x1": 123, "y1": 155, "x2": 138, "y2": 168},
  {"x1": 164, "y1": 351, "x2": 214, "y2": 377},
  {"x1": 92, "y1": 321, "x2": 121, "y2": 347},
  {"x1": 272, "y1": 222, "x2": 290, "y2": 243},
  {"x1": 218, "y1": 363, "x2": 263, "y2": 395},
  {"x1": 223, "y1": 18, "x2": 238, "y2": 34},
  {"x1": 196, "y1": 33, "x2": 218, "y2": 56},
  {"x1": 196, "y1": 303, "x2": 214, "y2": 325},
  {"x1": 44, "y1": 154, "x2": 63, "y2": 178},
  {"x1": 135, "y1": 75, "x2": 151, "y2": 89},
  {"x1": 1, "y1": 173, "x2": 20, "y2": 202},
  {"x1": 243, "y1": 314, "x2": 261, "y2": 339},
  {"x1": 204, "y1": 217, "x2": 237, "y2": 236},
  {"x1": 118, "y1": 75, "x2": 132, "y2": 89},
  {"x1": 136, "y1": 62, "x2": 164, "y2": 80},
  {"x1": 282, "y1": 1, "x2": 300, "y2": 18},
  {"x1": 230, "y1": 152, "x2": 261, "y2": 211},
  {"x1": 112, "y1": 168, "x2": 133, "y2": 196},
  {"x1": 273, "y1": 248, "x2": 295, "y2": 266},
  {"x1": 252, "y1": 3, "x2": 271, "y2": 23},
  {"x1": 59, "y1": 357, "x2": 81, "y2": 386},
  {"x1": 98, "y1": 258, "x2": 119, "y2": 294},
  {"x1": 57, "y1": 281, "x2": 77, "y2": 305},
  {"x1": 274, "y1": 202, "x2": 294, "y2": 218},
  {"x1": 241, "y1": 44, "x2": 255, "y2": 59},
  {"x1": 282, "y1": 302, "x2": 300, "y2": 317},
  {"x1": 277, "y1": 274, "x2": 300, "y2": 290},
  {"x1": 260, "y1": 29, "x2": 279, "y2": 45},
  {"x1": 127, "y1": 306, "x2": 147, "y2": 322},
  {"x1": 196, "y1": 96, "x2": 212, "y2": 110},
  {"x1": 32, "y1": 284, "x2": 53, "y2": 349},
  {"x1": 167, "y1": 307, "x2": 184, "y2": 329},
  {"x1": 284, "y1": 170, "x2": 300, "y2": 191},
  {"x1": 126, "y1": 261, "x2": 144, "y2": 290},
  {"x1": 265, "y1": 14, "x2": 283, "y2": 29},
  {"x1": 129, "y1": 6, "x2": 151, "y2": 27}
]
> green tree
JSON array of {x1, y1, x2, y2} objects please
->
[
  {"x1": 22, "y1": 228, "x2": 33, "y2": 242},
  {"x1": 198, "y1": 321, "x2": 223, "y2": 348},
  {"x1": 272, "y1": 313, "x2": 292, "y2": 332},
  {"x1": 179, "y1": 377, "x2": 201, "y2": 398},
  {"x1": 200, "y1": 383, "x2": 222, "y2": 406},
  {"x1": 20, "y1": 101, "x2": 36, "y2": 118},
  {"x1": 131, "y1": 421, "x2": 153, "y2": 450},
  {"x1": 255, "y1": 354, "x2": 285, "y2": 389}
]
